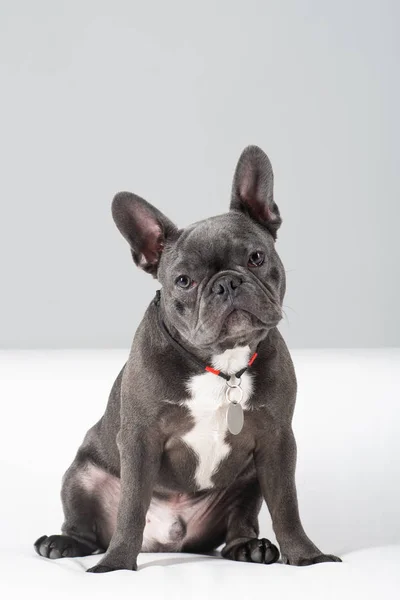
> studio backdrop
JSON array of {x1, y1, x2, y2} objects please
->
[{"x1": 1, "y1": 0, "x2": 399, "y2": 349}]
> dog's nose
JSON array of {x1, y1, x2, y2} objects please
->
[{"x1": 212, "y1": 274, "x2": 243, "y2": 296}]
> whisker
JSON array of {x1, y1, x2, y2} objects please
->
[
  {"x1": 281, "y1": 308, "x2": 290, "y2": 326},
  {"x1": 282, "y1": 304, "x2": 298, "y2": 316}
]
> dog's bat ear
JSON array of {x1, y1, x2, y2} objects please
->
[
  {"x1": 112, "y1": 192, "x2": 178, "y2": 277},
  {"x1": 230, "y1": 145, "x2": 282, "y2": 239}
]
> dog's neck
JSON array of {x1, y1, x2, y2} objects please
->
[{"x1": 209, "y1": 346, "x2": 252, "y2": 375}]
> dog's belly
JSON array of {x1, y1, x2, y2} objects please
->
[
  {"x1": 78, "y1": 463, "x2": 226, "y2": 551},
  {"x1": 143, "y1": 491, "x2": 227, "y2": 551}
]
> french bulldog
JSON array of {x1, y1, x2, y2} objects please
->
[{"x1": 34, "y1": 145, "x2": 341, "y2": 572}]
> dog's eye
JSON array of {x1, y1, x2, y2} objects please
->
[
  {"x1": 248, "y1": 251, "x2": 265, "y2": 267},
  {"x1": 175, "y1": 275, "x2": 192, "y2": 289}
]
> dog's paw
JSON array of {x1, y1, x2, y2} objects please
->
[
  {"x1": 298, "y1": 554, "x2": 342, "y2": 566},
  {"x1": 34, "y1": 534, "x2": 93, "y2": 559},
  {"x1": 87, "y1": 560, "x2": 138, "y2": 573},
  {"x1": 223, "y1": 538, "x2": 280, "y2": 564},
  {"x1": 282, "y1": 553, "x2": 342, "y2": 566},
  {"x1": 87, "y1": 564, "x2": 117, "y2": 574}
]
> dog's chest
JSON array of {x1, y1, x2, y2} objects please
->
[{"x1": 181, "y1": 346, "x2": 253, "y2": 490}]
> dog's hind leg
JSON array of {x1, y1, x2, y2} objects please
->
[{"x1": 34, "y1": 459, "x2": 120, "y2": 559}]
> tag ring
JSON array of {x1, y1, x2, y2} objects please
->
[
  {"x1": 225, "y1": 384, "x2": 243, "y2": 405},
  {"x1": 226, "y1": 376, "x2": 242, "y2": 388}
]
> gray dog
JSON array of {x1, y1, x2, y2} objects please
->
[{"x1": 34, "y1": 146, "x2": 341, "y2": 572}]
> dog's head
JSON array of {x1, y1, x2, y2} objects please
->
[{"x1": 112, "y1": 146, "x2": 285, "y2": 353}]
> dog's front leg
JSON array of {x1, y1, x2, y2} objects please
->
[
  {"x1": 255, "y1": 426, "x2": 341, "y2": 566},
  {"x1": 87, "y1": 426, "x2": 161, "y2": 573}
]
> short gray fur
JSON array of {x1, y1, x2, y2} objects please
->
[{"x1": 34, "y1": 146, "x2": 341, "y2": 572}]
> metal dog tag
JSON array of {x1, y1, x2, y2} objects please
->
[
  {"x1": 225, "y1": 384, "x2": 244, "y2": 435},
  {"x1": 227, "y1": 402, "x2": 244, "y2": 435}
]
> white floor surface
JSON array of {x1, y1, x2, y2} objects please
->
[{"x1": 1, "y1": 349, "x2": 399, "y2": 599}]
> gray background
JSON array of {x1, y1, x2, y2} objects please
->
[{"x1": 1, "y1": 0, "x2": 399, "y2": 349}]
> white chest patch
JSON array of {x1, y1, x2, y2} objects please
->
[{"x1": 181, "y1": 346, "x2": 254, "y2": 490}]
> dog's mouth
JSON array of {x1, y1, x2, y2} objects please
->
[
  {"x1": 221, "y1": 309, "x2": 252, "y2": 330},
  {"x1": 222, "y1": 303, "x2": 281, "y2": 327},
  {"x1": 192, "y1": 294, "x2": 282, "y2": 349},
  {"x1": 218, "y1": 308, "x2": 268, "y2": 339},
  {"x1": 200, "y1": 307, "x2": 275, "y2": 350}
]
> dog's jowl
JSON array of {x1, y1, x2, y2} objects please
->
[{"x1": 34, "y1": 146, "x2": 341, "y2": 571}]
